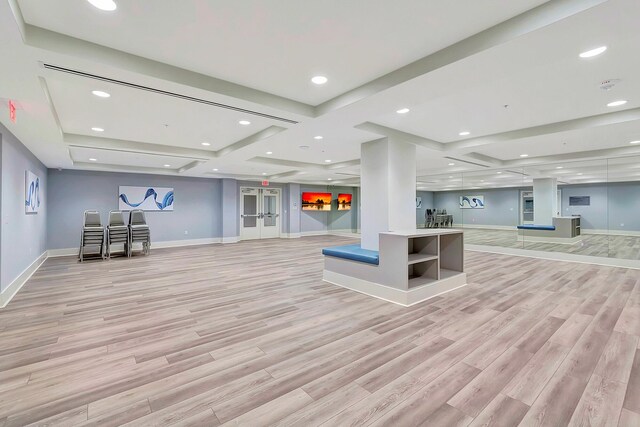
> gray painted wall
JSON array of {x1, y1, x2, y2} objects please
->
[
  {"x1": 47, "y1": 169, "x2": 222, "y2": 249},
  {"x1": 299, "y1": 185, "x2": 360, "y2": 233},
  {"x1": 433, "y1": 188, "x2": 520, "y2": 227},
  {"x1": 431, "y1": 183, "x2": 640, "y2": 231},
  {"x1": 1, "y1": 123, "x2": 48, "y2": 292}
]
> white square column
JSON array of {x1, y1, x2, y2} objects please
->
[
  {"x1": 361, "y1": 138, "x2": 416, "y2": 250},
  {"x1": 533, "y1": 178, "x2": 557, "y2": 225}
]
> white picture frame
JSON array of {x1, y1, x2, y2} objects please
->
[
  {"x1": 25, "y1": 170, "x2": 41, "y2": 214},
  {"x1": 118, "y1": 186, "x2": 174, "y2": 211}
]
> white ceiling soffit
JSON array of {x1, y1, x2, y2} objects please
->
[{"x1": 4, "y1": 0, "x2": 640, "y2": 183}]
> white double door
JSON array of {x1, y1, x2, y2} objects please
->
[{"x1": 240, "y1": 187, "x2": 281, "y2": 240}]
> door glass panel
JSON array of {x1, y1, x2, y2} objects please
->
[
  {"x1": 263, "y1": 195, "x2": 276, "y2": 227},
  {"x1": 243, "y1": 194, "x2": 257, "y2": 228}
]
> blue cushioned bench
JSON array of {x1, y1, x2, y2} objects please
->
[
  {"x1": 517, "y1": 224, "x2": 556, "y2": 231},
  {"x1": 322, "y1": 244, "x2": 379, "y2": 265}
]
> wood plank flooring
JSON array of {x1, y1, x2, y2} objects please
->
[
  {"x1": 0, "y1": 235, "x2": 638, "y2": 426},
  {"x1": 462, "y1": 228, "x2": 640, "y2": 260}
]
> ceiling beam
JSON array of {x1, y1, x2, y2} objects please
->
[{"x1": 316, "y1": 0, "x2": 608, "y2": 115}]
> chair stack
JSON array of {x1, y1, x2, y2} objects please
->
[
  {"x1": 106, "y1": 210, "x2": 129, "y2": 258},
  {"x1": 129, "y1": 209, "x2": 151, "y2": 256},
  {"x1": 79, "y1": 210, "x2": 105, "y2": 262}
]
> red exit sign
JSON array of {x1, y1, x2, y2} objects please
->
[
  {"x1": 8, "y1": 100, "x2": 16, "y2": 123},
  {"x1": 261, "y1": 180, "x2": 269, "y2": 186}
]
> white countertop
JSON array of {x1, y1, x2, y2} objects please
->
[{"x1": 381, "y1": 228, "x2": 464, "y2": 238}]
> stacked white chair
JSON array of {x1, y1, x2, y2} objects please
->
[
  {"x1": 128, "y1": 209, "x2": 151, "y2": 256},
  {"x1": 106, "y1": 210, "x2": 129, "y2": 258},
  {"x1": 79, "y1": 210, "x2": 105, "y2": 262}
]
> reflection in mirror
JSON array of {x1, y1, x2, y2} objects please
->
[
  {"x1": 607, "y1": 156, "x2": 640, "y2": 260},
  {"x1": 521, "y1": 159, "x2": 608, "y2": 257},
  {"x1": 416, "y1": 171, "x2": 462, "y2": 230}
]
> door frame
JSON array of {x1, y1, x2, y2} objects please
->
[{"x1": 239, "y1": 186, "x2": 281, "y2": 241}]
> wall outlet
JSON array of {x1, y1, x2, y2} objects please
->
[{"x1": 184, "y1": 230, "x2": 189, "y2": 235}]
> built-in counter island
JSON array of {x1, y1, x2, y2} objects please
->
[{"x1": 322, "y1": 229, "x2": 467, "y2": 306}]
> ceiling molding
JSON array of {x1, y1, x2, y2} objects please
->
[
  {"x1": 71, "y1": 161, "x2": 179, "y2": 175},
  {"x1": 248, "y1": 156, "x2": 359, "y2": 171},
  {"x1": 38, "y1": 76, "x2": 63, "y2": 138},
  {"x1": 354, "y1": 122, "x2": 444, "y2": 150},
  {"x1": 216, "y1": 126, "x2": 287, "y2": 157},
  {"x1": 64, "y1": 126, "x2": 287, "y2": 160},
  {"x1": 42, "y1": 64, "x2": 300, "y2": 124},
  {"x1": 65, "y1": 134, "x2": 213, "y2": 160},
  {"x1": 20, "y1": 23, "x2": 315, "y2": 118},
  {"x1": 447, "y1": 107, "x2": 640, "y2": 152},
  {"x1": 316, "y1": 0, "x2": 608, "y2": 115}
]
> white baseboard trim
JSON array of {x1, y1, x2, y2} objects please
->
[
  {"x1": 221, "y1": 236, "x2": 240, "y2": 244},
  {"x1": 281, "y1": 233, "x2": 301, "y2": 239},
  {"x1": 300, "y1": 230, "x2": 329, "y2": 237},
  {"x1": 48, "y1": 237, "x2": 226, "y2": 258},
  {"x1": 323, "y1": 269, "x2": 467, "y2": 306},
  {"x1": 582, "y1": 229, "x2": 640, "y2": 237},
  {"x1": 1, "y1": 251, "x2": 48, "y2": 308},
  {"x1": 457, "y1": 224, "x2": 515, "y2": 231},
  {"x1": 448, "y1": 224, "x2": 640, "y2": 238},
  {"x1": 516, "y1": 235, "x2": 583, "y2": 245},
  {"x1": 466, "y1": 244, "x2": 640, "y2": 270}
]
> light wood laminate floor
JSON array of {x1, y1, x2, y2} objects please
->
[
  {"x1": 463, "y1": 228, "x2": 640, "y2": 260},
  {"x1": 0, "y1": 235, "x2": 638, "y2": 426}
]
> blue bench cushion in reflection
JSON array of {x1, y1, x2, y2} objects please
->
[
  {"x1": 517, "y1": 224, "x2": 556, "y2": 231},
  {"x1": 322, "y1": 244, "x2": 380, "y2": 265}
]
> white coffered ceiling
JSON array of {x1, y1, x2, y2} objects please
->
[{"x1": 1, "y1": 0, "x2": 640, "y2": 189}]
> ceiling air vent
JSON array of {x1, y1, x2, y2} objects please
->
[{"x1": 599, "y1": 79, "x2": 621, "y2": 91}]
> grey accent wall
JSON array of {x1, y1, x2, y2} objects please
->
[
  {"x1": 299, "y1": 185, "x2": 360, "y2": 234},
  {"x1": 46, "y1": 169, "x2": 222, "y2": 249},
  {"x1": 415, "y1": 191, "x2": 434, "y2": 226},
  {"x1": 559, "y1": 184, "x2": 608, "y2": 230},
  {"x1": 606, "y1": 182, "x2": 640, "y2": 231},
  {"x1": 221, "y1": 179, "x2": 238, "y2": 239},
  {"x1": 433, "y1": 188, "x2": 521, "y2": 227},
  {"x1": 431, "y1": 183, "x2": 640, "y2": 231},
  {"x1": 1, "y1": 123, "x2": 48, "y2": 292}
]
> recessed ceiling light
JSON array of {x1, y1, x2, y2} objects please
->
[
  {"x1": 238, "y1": 120, "x2": 251, "y2": 125},
  {"x1": 87, "y1": 0, "x2": 117, "y2": 11},
  {"x1": 396, "y1": 108, "x2": 410, "y2": 114},
  {"x1": 311, "y1": 76, "x2": 328, "y2": 85},
  {"x1": 577, "y1": 173, "x2": 583, "y2": 176},
  {"x1": 327, "y1": 178, "x2": 332, "y2": 181},
  {"x1": 607, "y1": 100, "x2": 627, "y2": 107},
  {"x1": 448, "y1": 162, "x2": 455, "y2": 166},
  {"x1": 164, "y1": 164, "x2": 171, "y2": 167},
  {"x1": 91, "y1": 127, "x2": 104, "y2": 132},
  {"x1": 497, "y1": 171, "x2": 502, "y2": 174},
  {"x1": 520, "y1": 154, "x2": 529, "y2": 158},
  {"x1": 556, "y1": 166, "x2": 563, "y2": 169},
  {"x1": 459, "y1": 131, "x2": 470, "y2": 136},
  {"x1": 314, "y1": 135, "x2": 323, "y2": 140},
  {"x1": 262, "y1": 172, "x2": 267, "y2": 176},
  {"x1": 629, "y1": 140, "x2": 640, "y2": 144},
  {"x1": 89, "y1": 158, "x2": 97, "y2": 162},
  {"x1": 212, "y1": 168, "x2": 219, "y2": 171},
  {"x1": 448, "y1": 176, "x2": 453, "y2": 178},
  {"x1": 579, "y1": 46, "x2": 607, "y2": 58},
  {"x1": 266, "y1": 151, "x2": 273, "y2": 155},
  {"x1": 201, "y1": 142, "x2": 211, "y2": 146},
  {"x1": 92, "y1": 90, "x2": 110, "y2": 98},
  {"x1": 325, "y1": 160, "x2": 332, "y2": 163}
]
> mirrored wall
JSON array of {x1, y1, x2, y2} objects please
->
[{"x1": 416, "y1": 156, "x2": 640, "y2": 262}]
